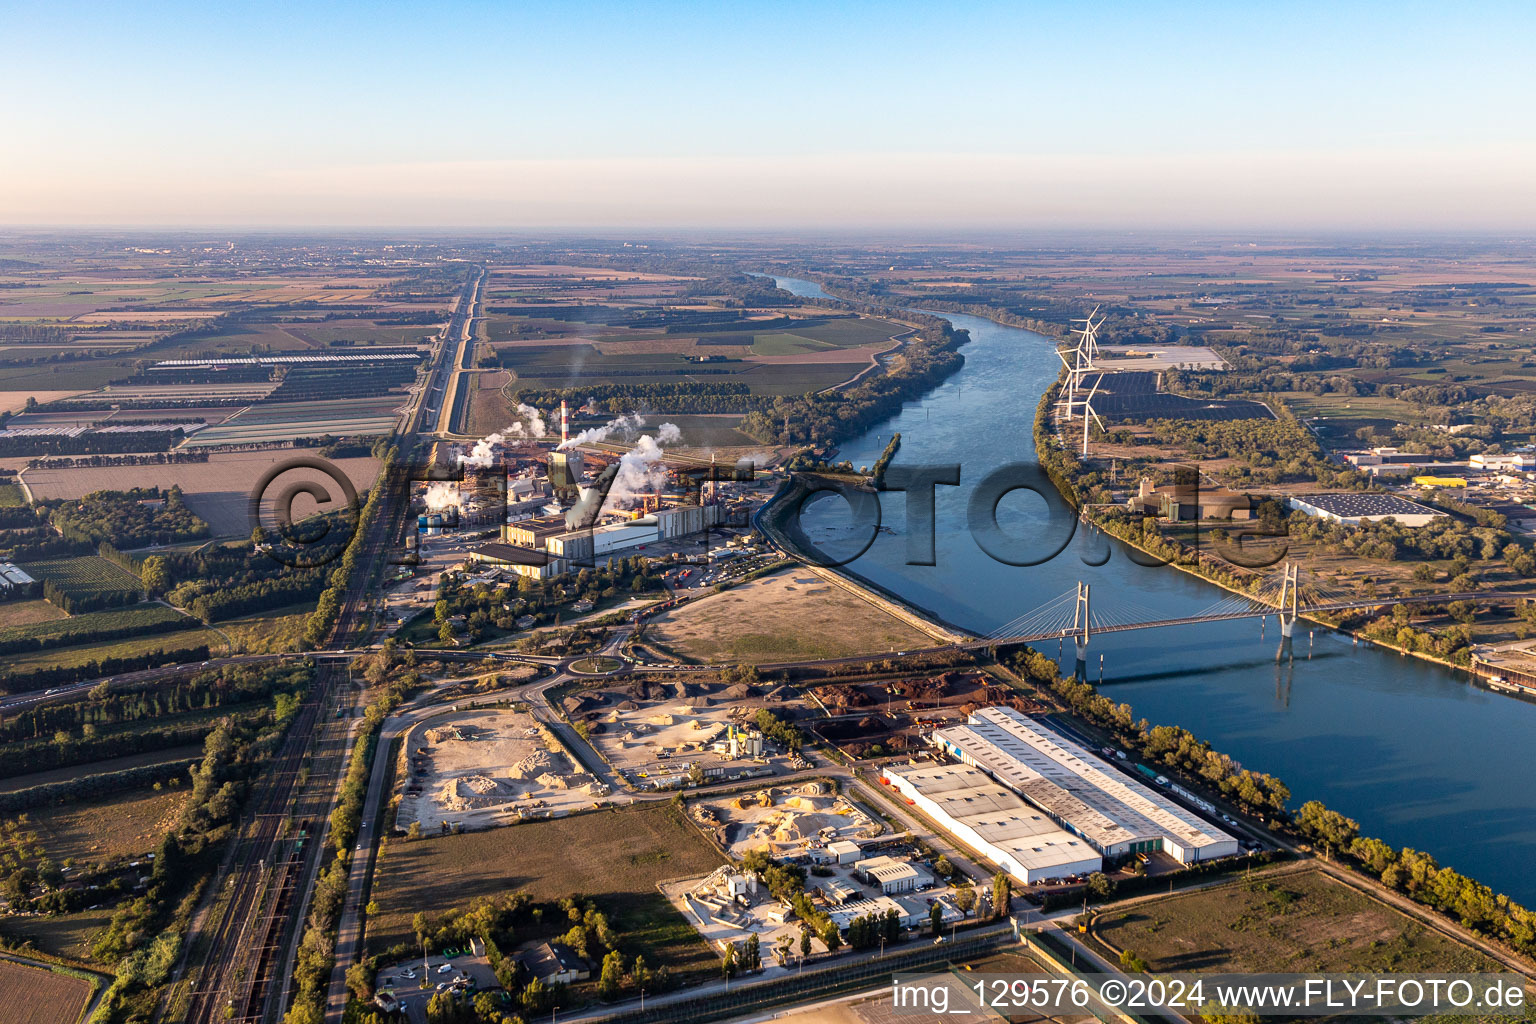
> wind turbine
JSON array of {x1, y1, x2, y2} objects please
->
[{"x1": 1057, "y1": 305, "x2": 1104, "y2": 420}]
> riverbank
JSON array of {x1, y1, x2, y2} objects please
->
[{"x1": 755, "y1": 471, "x2": 972, "y2": 645}]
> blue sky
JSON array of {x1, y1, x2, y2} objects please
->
[{"x1": 4, "y1": 1, "x2": 1533, "y2": 228}]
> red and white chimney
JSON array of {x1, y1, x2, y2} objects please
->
[{"x1": 560, "y1": 400, "x2": 568, "y2": 445}]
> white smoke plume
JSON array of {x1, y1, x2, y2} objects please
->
[
  {"x1": 424, "y1": 481, "x2": 461, "y2": 510},
  {"x1": 460, "y1": 433, "x2": 502, "y2": 469},
  {"x1": 502, "y1": 403, "x2": 548, "y2": 439},
  {"x1": 458, "y1": 404, "x2": 548, "y2": 468},
  {"x1": 656, "y1": 422, "x2": 682, "y2": 444},
  {"x1": 606, "y1": 434, "x2": 671, "y2": 507},
  {"x1": 559, "y1": 413, "x2": 646, "y2": 450}
]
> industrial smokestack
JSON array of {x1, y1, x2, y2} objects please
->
[{"x1": 560, "y1": 400, "x2": 569, "y2": 445}]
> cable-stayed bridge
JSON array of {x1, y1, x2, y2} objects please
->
[{"x1": 973, "y1": 562, "x2": 1515, "y2": 659}]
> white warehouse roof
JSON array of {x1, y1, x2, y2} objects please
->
[
  {"x1": 881, "y1": 763, "x2": 1100, "y2": 882},
  {"x1": 933, "y1": 708, "x2": 1238, "y2": 864}
]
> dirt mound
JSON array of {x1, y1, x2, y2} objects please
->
[
  {"x1": 812, "y1": 685, "x2": 872, "y2": 711},
  {"x1": 625, "y1": 679, "x2": 670, "y2": 701},
  {"x1": 721, "y1": 682, "x2": 761, "y2": 700}
]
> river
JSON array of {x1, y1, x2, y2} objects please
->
[{"x1": 773, "y1": 274, "x2": 1536, "y2": 906}]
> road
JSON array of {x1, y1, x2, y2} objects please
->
[{"x1": 322, "y1": 668, "x2": 570, "y2": 1022}]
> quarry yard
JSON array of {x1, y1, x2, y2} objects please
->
[
  {"x1": 561, "y1": 675, "x2": 813, "y2": 789},
  {"x1": 689, "y1": 780, "x2": 883, "y2": 859},
  {"x1": 395, "y1": 708, "x2": 608, "y2": 832},
  {"x1": 640, "y1": 569, "x2": 931, "y2": 664}
]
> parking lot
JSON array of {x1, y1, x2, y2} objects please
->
[{"x1": 373, "y1": 950, "x2": 499, "y2": 1023}]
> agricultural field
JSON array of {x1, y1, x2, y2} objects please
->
[
  {"x1": 0, "y1": 908, "x2": 115, "y2": 964},
  {"x1": 368, "y1": 803, "x2": 724, "y2": 977},
  {"x1": 0, "y1": 958, "x2": 97, "y2": 1024},
  {"x1": 0, "y1": 361, "x2": 134, "y2": 392},
  {"x1": 0, "y1": 392, "x2": 94, "y2": 416},
  {"x1": 28, "y1": 785, "x2": 189, "y2": 864},
  {"x1": 216, "y1": 604, "x2": 313, "y2": 654},
  {"x1": 485, "y1": 307, "x2": 907, "y2": 398},
  {"x1": 274, "y1": 320, "x2": 439, "y2": 348},
  {"x1": 0, "y1": 604, "x2": 193, "y2": 651},
  {"x1": 640, "y1": 413, "x2": 757, "y2": 447},
  {"x1": 21, "y1": 450, "x2": 384, "y2": 536},
  {"x1": 641, "y1": 569, "x2": 931, "y2": 663},
  {"x1": 18, "y1": 555, "x2": 143, "y2": 603},
  {"x1": 1093, "y1": 867, "x2": 1501, "y2": 974},
  {"x1": 0, "y1": 599, "x2": 67, "y2": 628},
  {"x1": 182, "y1": 404, "x2": 402, "y2": 447}
]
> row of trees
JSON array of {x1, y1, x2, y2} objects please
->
[{"x1": 0, "y1": 641, "x2": 209, "y2": 696}]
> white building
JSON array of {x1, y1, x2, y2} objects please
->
[
  {"x1": 932, "y1": 708, "x2": 1239, "y2": 865},
  {"x1": 854, "y1": 855, "x2": 933, "y2": 895},
  {"x1": 1470, "y1": 453, "x2": 1536, "y2": 472},
  {"x1": 0, "y1": 563, "x2": 36, "y2": 593},
  {"x1": 882, "y1": 763, "x2": 1101, "y2": 883},
  {"x1": 824, "y1": 839, "x2": 862, "y2": 864},
  {"x1": 1286, "y1": 493, "x2": 1446, "y2": 527},
  {"x1": 826, "y1": 895, "x2": 925, "y2": 933}
]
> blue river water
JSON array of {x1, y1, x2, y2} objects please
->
[{"x1": 773, "y1": 275, "x2": 1536, "y2": 906}]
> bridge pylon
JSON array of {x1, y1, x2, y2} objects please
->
[
  {"x1": 1275, "y1": 562, "x2": 1300, "y2": 662},
  {"x1": 1073, "y1": 581, "x2": 1091, "y2": 679},
  {"x1": 1277, "y1": 562, "x2": 1299, "y2": 639}
]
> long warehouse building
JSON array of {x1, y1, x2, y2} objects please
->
[
  {"x1": 881, "y1": 763, "x2": 1102, "y2": 883},
  {"x1": 932, "y1": 707, "x2": 1239, "y2": 865}
]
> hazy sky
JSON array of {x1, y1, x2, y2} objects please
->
[{"x1": 5, "y1": 0, "x2": 1533, "y2": 230}]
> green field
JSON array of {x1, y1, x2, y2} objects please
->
[
  {"x1": 0, "y1": 482, "x2": 25, "y2": 506},
  {"x1": 0, "y1": 629, "x2": 221, "y2": 682},
  {"x1": 642, "y1": 414, "x2": 757, "y2": 446},
  {"x1": 750, "y1": 333, "x2": 838, "y2": 356},
  {"x1": 369, "y1": 804, "x2": 725, "y2": 977},
  {"x1": 274, "y1": 320, "x2": 438, "y2": 347},
  {"x1": 1093, "y1": 867, "x2": 1501, "y2": 974},
  {"x1": 0, "y1": 361, "x2": 132, "y2": 391},
  {"x1": 19, "y1": 555, "x2": 144, "y2": 602},
  {"x1": 0, "y1": 603, "x2": 192, "y2": 651}
]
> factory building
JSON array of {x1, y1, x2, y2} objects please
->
[
  {"x1": 826, "y1": 895, "x2": 927, "y2": 934},
  {"x1": 1287, "y1": 493, "x2": 1446, "y2": 527},
  {"x1": 932, "y1": 708, "x2": 1239, "y2": 865},
  {"x1": 479, "y1": 500, "x2": 722, "y2": 579},
  {"x1": 881, "y1": 764, "x2": 1101, "y2": 883},
  {"x1": 503, "y1": 515, "x2": 573, "y2": 550},
  {"x1": 853, "y1": 855, "x2": 933, "y2": 895}
]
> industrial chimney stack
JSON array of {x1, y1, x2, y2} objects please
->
[{"x1": 560, "y1": 400, "x2": 568, "y2": 445}]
